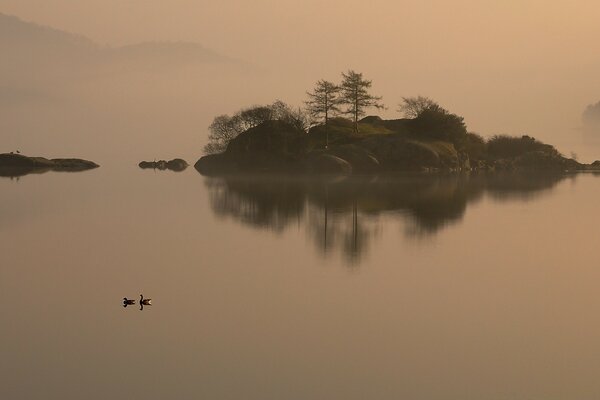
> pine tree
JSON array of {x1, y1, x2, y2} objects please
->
[
  {"x1": 305, "y1": 80, "x2": 342, "y2": 148},
  {"x1": 339, "y1": 70, "x2": 384, "y2": 133}
]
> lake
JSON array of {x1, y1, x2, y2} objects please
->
[{"x1": 2, "y1": 165, "x2": 600, "y2": 399}]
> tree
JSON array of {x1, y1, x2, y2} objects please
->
[
  {"x1": 270, "y1": 100, "x2": 310, "y2": 132},
  {"x1": 203, "y1": 101, "x2": 309, "y2": 154},
  {"x1": 339, "y1": 70, "x2": 384, "y2": 133},
  {"x1": 410, "y1": 106, "x2": 467, "y2": 147},
  {"x1": 203, "y1": 114, "x2": 244, "y2": 154},
  {"x1": 398, "y1": 96, "x2": 440, "y2": 118},
  {"x1": 305, "y1": 80, "x2": 341, "y2": 148}
]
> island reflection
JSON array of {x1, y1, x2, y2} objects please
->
[{"x1": 204, "y1": 173, "x2": 572, "y2": 264}]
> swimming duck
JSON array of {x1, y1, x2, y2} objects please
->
[
  {"x1": 123, "y1": 297, "x2": 135, "y2": 307},
  {"x1": 140, "y1": 294, "x2": 152, "y2": 306}
]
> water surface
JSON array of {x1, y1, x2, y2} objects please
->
[{"x1": 2, "y1": 167, "x2": 600, "y2": 399}]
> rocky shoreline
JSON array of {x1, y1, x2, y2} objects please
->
[{"x1": 194, "y1": 120, "x2": 596, "y2": 176}]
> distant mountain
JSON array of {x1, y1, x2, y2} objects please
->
[
  {"x1": 0, "y1": 12, "x2": 242, "y2": 90},
  {"x1": 0, "y1": 12, "x2": 97, "y2": 51}
]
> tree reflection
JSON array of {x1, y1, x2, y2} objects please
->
[{"x1": 203, "y1": 173, "x2": 569, "y2": 263}]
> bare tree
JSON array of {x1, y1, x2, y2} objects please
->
[
  {"x1": 305, "y1": 80, "x2": 341, "y2": 148},
  {"x1": 339, "y1": 70, "x2": 384, "y2": 133},
  {"x1": 398, "y1": 96, "x2": 440, "y2": 118},
  {"x1": 271, "y1": 100, "x2": 310, "y2": 132},
  {"x1": 203, "y1": 101, "x2": 309, "y2": 154},
  {"x1": 203, "y1": 114, "x2": 244, "y2": 154}
]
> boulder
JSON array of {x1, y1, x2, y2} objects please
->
[
  {"x1": 51, "y1": 158, "x2": 100, "y2": 171},
  {"x1": 194, "y1": 153, "x2": 236, "y2": 175},
  {"x1": 166, "y1": 158, "x2": 188, "y2": 171},
  {"x1": 225, "y1": 120, "x2": 308, "y2": 171},
  {"x1": 139, "y1": 158, "x2": 188, "y2": 171},
  {"x1": 358, "y1": 136, "x2": 459, "y2": 171},
  {"x1": 327, "y1": 144, "x2": 380, "y2": 172},
  {"x1": 306, "y1": 154, "x2": 352, "y2": 174}
]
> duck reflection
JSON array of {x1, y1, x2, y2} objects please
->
[{"x1": 204, "y1": 173, "x2": 570, "y2": 263}]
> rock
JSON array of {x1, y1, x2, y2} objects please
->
[
  {"x1": 0, "y1": 153, "x2": 99, "y2": 177},
  {"x1": 139, "y1": 158, "x2": 188, "y2": 171},
  {"x1": 196, "y1": 120, "x2": 308, "y2": 174},
  {"x1": 306, "y1": 154, "x2": 352, "y2": 174},
  {"x1": 359, "y1": 136, "x2": 459, "y2": 171},
  {"x1": 225, "y1": 120, "x2": 308, "y2": 171},
  {"x1": 51, "y1": 158, "x2": 100, "y2": 171},
  {"x1": 327, "y1": 144, "x2": 380, "y2": 172},
  {"x1": 194, "y1": 153, "x2": 236, "y2": 175},
  {"x1": 513, "y1": 151, "x2": 580, "y2": 171},
  {"x1": 166, "y1": 158, "x2": 188, "y2": 171}
]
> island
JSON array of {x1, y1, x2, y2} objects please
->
[
  {"x1": 0, "y1": 153, "x2": 99, "y2": 177},
  {"x1": 194, "y1": 116, "x2": 591, "y2": 176},
  {"x1": 194, "y1": 72, "x2": 597, "y2": 176}
]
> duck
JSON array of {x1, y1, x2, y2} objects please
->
[
  {"x1": 140, "y1": 294, "x2": 152, "y2": 306},
  {"x1": 123, "y1": 297, "x2": 135, "y2": 307}
]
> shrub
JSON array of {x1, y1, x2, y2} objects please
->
[{"x1": 486, "y1": 135, "x2": 560, "y2": 159}]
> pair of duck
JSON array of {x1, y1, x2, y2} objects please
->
[{"x1": 123, "y1": 294, "x2": 152, "y2": 307}]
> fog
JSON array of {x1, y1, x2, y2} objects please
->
[{"x1": 2, "y1": 1, "x2": 600, "y2": 162}]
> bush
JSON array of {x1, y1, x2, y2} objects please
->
[
  {"x1": 463, "y1": 132, "x2": 486, "y2": 161},
  {"x1": 408, "y1": 107, "x2": 467, "y2": 147},
  {"x1": 486, "y1": 135, "x2": 560, "y2": 159}
]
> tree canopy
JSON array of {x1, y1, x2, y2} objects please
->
[
  {"x1": 204, "y1": 100, "x2": 308, "y2": 154},
  {"x1": 339, "y1": 70, "x2": 384, "y2": 133},
  {"x1": 398, "y1": 96, "x2": 440, "y2": 118}
]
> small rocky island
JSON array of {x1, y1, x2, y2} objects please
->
[
  {"x1": 195, "y1": 73, "x2": 599, "y2": 176},
  {"x1": 0, "y1": 153, "x2": 99, "y2": 177},
  {"x1": 195, "y1": 117, "x2": 591, "y2": 176},
  {"x1": 139, "y1": 159, "x2": 188, "y2": 171}
]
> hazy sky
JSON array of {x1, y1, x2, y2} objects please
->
[{"x1": 3, "y1": 0, "x2": 600, "y2": 158}]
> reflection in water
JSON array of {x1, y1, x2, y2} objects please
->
[
  {"x1": 0, "y1": 167, "x2": 50, "y2": 179},
  {"x1": 0, "y1": 166, "x2": 95, "y2": 180},
  {"x1": 204, "y1": 173, "x2": 571, "y2": 263}
]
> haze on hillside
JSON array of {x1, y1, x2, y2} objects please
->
[{"x1": 2, "y1": 1, "x2": 600, "y2": 161}]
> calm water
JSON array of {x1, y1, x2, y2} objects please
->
[{"x1": 2, "y1": 165, "x2": 600, "y2": 399}]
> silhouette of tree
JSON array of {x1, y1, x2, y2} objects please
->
[
  {"x1": 398, "y1": 96, "x2": 440, "y2": 118},
  {"x1": 204, "y1": 114, "x2": 245, "y2": 154},
  {"x1": 339, "y1": 70, "x2": 384, "y2": 133},
  {"x1": 204, "y1": 101, "x2": 308, "y2": 154},
  {"x1": 305, "y1": 80, "x2": 342, "y2": 148}
]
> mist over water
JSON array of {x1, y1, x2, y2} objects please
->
[
  {"x1": 3, "y1": 4, "x2": 600, "y2": 162},
  {"x1": 4, "y1": 3, "x2": 600, "y2": 399}
]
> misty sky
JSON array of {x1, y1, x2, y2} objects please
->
[{"x1": 3, "y1": 0, "x2": 600, "y2": 158}]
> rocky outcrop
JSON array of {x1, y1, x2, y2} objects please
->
[
  {"x1": 139, "y1": 158, "x2": 188, "y2": 171},
  {"x1": 325, "y1": 144, "x2": 380, "y2": 172},
  {"x1": 195, "y1": 120, "x2": 308, "y2": 175},
  {"x1": 194, "y1": 118, "x2": 596, "y2": 176},
  {"x1": 305, "y1": 153, "x2": 353, "y2": 174},
  {"x1": 0, "y1": 153, "x2": 99, "y2": 177}
]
